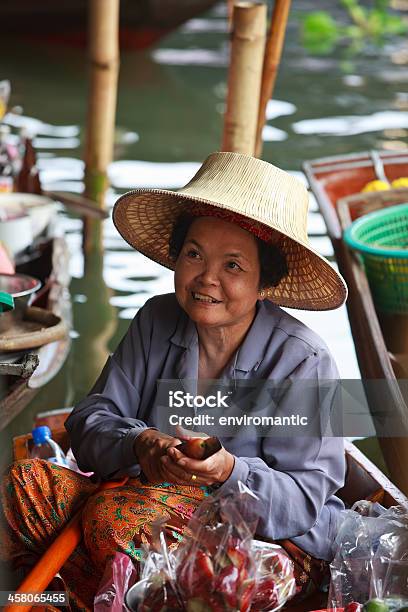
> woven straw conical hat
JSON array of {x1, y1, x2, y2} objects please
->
[{"x1": 113, "y1": 151, "x2": 347, "y2": 311}]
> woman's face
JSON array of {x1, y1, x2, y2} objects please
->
[{"x1": 174, "y1": 217, "x2": 261, "y2": 332}]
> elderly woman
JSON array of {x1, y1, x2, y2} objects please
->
[{"x1": 1, "y1": 152, "x2": 347, "y2": 610}]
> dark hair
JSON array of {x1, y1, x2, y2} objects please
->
[{"x1": 169, "y1": 213, "x2": 288, "y2": 289}]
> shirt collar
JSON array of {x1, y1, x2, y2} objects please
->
[
  {"x1": 234, "y1": 300, "x2": 281, "y2": 372},
  {"x1": 170, "y1": 304, "x2": 197, "y2": 349},
  {"x1": 170, "y1": 298, "x2": 282, "y2": 373}
]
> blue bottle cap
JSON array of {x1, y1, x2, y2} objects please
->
[{"x1": 32, "y1": 425, "x2": 52, "y2": 445}]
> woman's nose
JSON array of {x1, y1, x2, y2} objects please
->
[{"x1": 196, "y1": 263, "x2": 220, "y2": 285}]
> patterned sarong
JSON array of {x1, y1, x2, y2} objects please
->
[{"x1": 0, "y1": 459, "x2": 327, "y2": 611}]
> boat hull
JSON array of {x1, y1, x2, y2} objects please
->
[
  {"x1": 303, "y1": 151, "x2": 408, "y2": 241},
  {"x1": 304, "y1": 153, "x2": 408, "y2": 495},
  {"x1": 0, "y1": 236, "x2": 71, "y2": 431},
  {"x1": 0, "y1": 0, "x2": 218, "y2": 50}
]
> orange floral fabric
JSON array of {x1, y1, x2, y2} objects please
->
[{"x1": 0, "y1": 459, "x2": 208, "y2": 610}]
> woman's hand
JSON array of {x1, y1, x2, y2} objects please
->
[
  {"x1": 161, "y1": 445, "x2": 235, "y2": 487},
  {"x1": 134, "y1": 429, "x2": 181, "y2": 483}
]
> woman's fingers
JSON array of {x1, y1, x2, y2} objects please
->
[
  {"x1": 169, "y1": 452, "x2": 214, "y2": 474},
  {"x1": 160, "y1": 455, "x2": 192, "y2": 481},
  {"x1": 166, "y1": 447, "x2": 212, "y2": 476},
  {"x1": 166, "y1": 447, "x2": 185, "y2": 461},
  {"x1": 163, "y1": 438, "x2": 182, "y2": 449},
  {"x1": 139, "y1": 457, "x2": 163, "y2": 483}
]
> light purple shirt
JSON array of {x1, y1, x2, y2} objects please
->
[{"x1": 66, "y1": 293, "x2": 345, "y2": 560}]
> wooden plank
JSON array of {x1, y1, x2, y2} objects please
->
[{"x1": 0, "y1": 382, "x2": 37, "y2": 432}]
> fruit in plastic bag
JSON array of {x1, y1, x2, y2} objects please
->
[
  {"x1": 136, "y1": 483, "x2": 296, "y2": 612},
  {"x1": 179, "y1": 549, "x2": 215, "y2": 593},
  {"x1": 179, "y1": 534, "x2": 255, "y2": 612},
  {"x1": 186, "y1": 594, "x2": 225, "y2": 611},
  {"x1": 251, "y1": 544, "x2": 296, "y2": 611},
  {"x1": 344, "y1": 603, "x2": 363, "y2": 612},
  {"x1": 363, "y1": 599, "x2": 390, "y2": 612},
  {"x1": 139, "y1": 575, "x2": 180, "y2": 612}
]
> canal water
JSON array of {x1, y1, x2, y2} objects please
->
[{"x1": 1, "y1": 1, "x2": 407, "y2": 469}]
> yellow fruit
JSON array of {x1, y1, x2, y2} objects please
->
[
  {"x1": 391, "y1": 177, "x2": 408, "y2": 188},
  {"x1": 361, "y1": 180, "x2": 390, "y2": 193}
]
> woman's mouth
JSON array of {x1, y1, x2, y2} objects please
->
[{"x1": 191, "y1": 292, "x2": 221, "y2": 304}]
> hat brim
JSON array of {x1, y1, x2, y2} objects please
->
[{"x1": 113, "y1": 189, "x2": 348, "y2": 311}]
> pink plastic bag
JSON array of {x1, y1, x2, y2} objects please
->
[{"x1": 94, "y1": 552, "x2": 138, "y2": 611}]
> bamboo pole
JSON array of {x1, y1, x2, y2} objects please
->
[
  {"x1": 222, "y1": 2, "x2": 267, "y2": 155},
  {"x1": 227, "y1": 0, "x2": 235, "y2": 26},
  {"x1": 83, "y1": 0, "x2": 120, "y2": 253},
  {"x1": 254, "y1": 0, "x2": 291, "y2": 158}
]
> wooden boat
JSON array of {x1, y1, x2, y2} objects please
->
[
  {"x1": 303, "y1": 150, "x2": 408, "y2": 244},
  {"x1": 303, "y1": 152, "x2": 408, "y2": 494},
  {"x1": 0, "y1": 193, "x2": 59, "y2": 257},
  {"x1": 0, "y1": 134, "x2": 110, "y2": 433},
  {"x1": 0, "y1": 234, "x2": 72, "y2": 431},
  {"x1": 12, "y1": 411, "x2": 408, "y2": 612},
  {"x1": 0, "y1": 0, "x2": 219, "y2": 50}
]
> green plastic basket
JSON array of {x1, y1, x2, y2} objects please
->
[{"x1": 343, "y1": 202, "x2": 408, "y2": 314}]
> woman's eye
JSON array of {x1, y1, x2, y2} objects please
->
[
  {"x1": 186, "y1": 249, "x2": 200, "y2": 259},
  {"x1": 227, "y1": 261, "x2": 241, "y2": 270}
]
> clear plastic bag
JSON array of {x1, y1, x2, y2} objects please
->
[
  {"x1": 328, "y1": 501, "x2": 408, "y2": 611},
  {"x1": 94, "y1": 552, "x2": 138, "y2": 611},
  {"x1": 175, "y1": 482, "x2": 259, "y2": 611},
  {"x1": 135, "y1": 521, "x2": 184, "y2": 611},
  {"x1": 251, "y1": 541, "x2": 297, "y2": 611},
  {"x1": 132, "y1": 482, "x2": 296, "y2": 612}
]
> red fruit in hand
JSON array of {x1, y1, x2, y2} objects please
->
[{"x1": 176, "y1": 436, "x2": 222, "y2": 459}]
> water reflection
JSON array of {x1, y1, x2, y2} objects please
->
[
  {"x1": 109, "y1": 160, "x2": 200, "y2": 189},
  {"x1": 3, "y1": 112, "x2": 79, "y2": 137},
  {"x1": 152, "y1": 47, "x2": 228, "y2": 67},
  {"x1": 70, "y1": 242, "x2": 117, "y2": 398},
  {"x1": 181, "y1": 17, "x2": 228, "y2": 33},
  {"x1": 293, "y1": 110, "x2": 408, "y2": 137}
]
